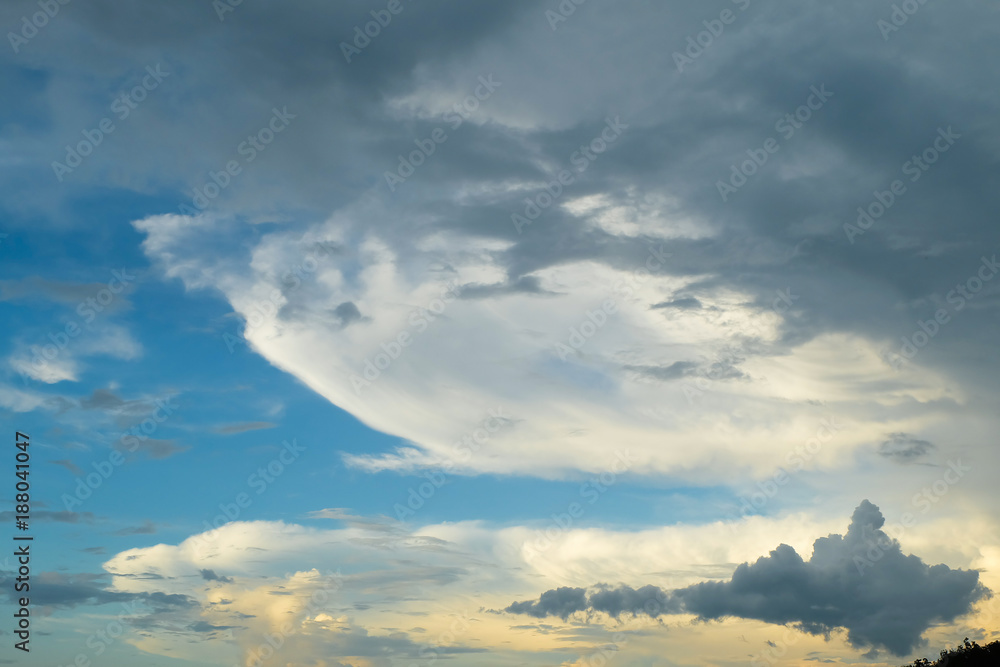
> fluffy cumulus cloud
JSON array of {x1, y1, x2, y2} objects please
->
[
  {"x1": 506, "y1": 501, "x2": 990, "y2": 656},
  {"x1": 98, "y1": 519, "x2": 498, "y2": 665}
]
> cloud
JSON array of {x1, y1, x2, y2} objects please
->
[
  {"x1": 101, "y1": 520, "x2": 500, "y2": 664},
  {"x1": 0, "y1": 276, "x2": 132, "y2": 307},
  {"x1": 0, "y1": 510, "x2": 97, "y2": 524},
  {"x1": 214, "y1": 421, "x2": 277, "y2": 435},
  {"x1": 79, "y1": 388, "x2": 131, "y2": 411},
  {"x1": 139, "y1": 209, "x2": 961, "y2": 483},
  {"x1": 0, "y1": 572, "x2": 193, "y2": 610},
  {"x1": 332, "y1": 301, "x2": 366, "y2": 328},
  {"x1": 114, "y1": 520, "x2": 158, "y2": 536},
  {"x1": 505, "y1": 587, "x2": 588, "y2": 620},
  {"x1": 588, "y1": 584, "x2": 682, "y2": 619},
  {"x1": 50, "y1": 459, "x2": 84, "y2": 476},
  {"x1": 651, "y1": 297, "x2": 703, "y2": 310},
  {"x1": 8, "y1": 324, "x2": 141, "y2": 385},
  {"x1": 189, "y1": 620, "x2": 236, "y2": 633},
  {"x1": 507, "y1": 501, "x2": 990, "y2": 656},
  {"x1": 10, "y1": 353, "x2": 79, "y2": 383},
  {"x1": 457, "y1": 275, "x2": 551, "y2": 299},
  {"x1": 304, "y1": 508, "x2": 401, "y2": 533},
  {"x1": 77, "y1": 325, "x2": 143, "y2": 361},
  {"x1": 4, "y1": 0, "x2": 1000, "y2": 661},
  {"x1": 102, "y1": 0, "x2": 1000, "y2": 489},
  {"x1": 505, "y1": 583, "x2": 681, "y2": 621},
  {"x1": 76, "y1": 388, "x2": 180, "y2": 433},
  {"x1": 622, "y1": 361, "x2": 700, "y2": 381},
  {"x1": 878, "y1": 433, "x2": 935, "y2": 463},
  {"x1": 0, "y1": 385, "x2": 51, "y2": 412},
  {"x1": 115, "y1": 438, "x2": 188, "y2": 460}
]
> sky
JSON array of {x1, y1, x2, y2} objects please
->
[{"x1": 0, "y1": 1, "x2": 999, "y2": 666}]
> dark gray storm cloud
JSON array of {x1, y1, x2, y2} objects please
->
[
  {"x1": 3, "y1": 0, "x2": 998, "y2": 404},
  {"x1": 507, "y1": 501, "x2": 989, "y2": 656},
  {"x1": 588, "y1": 584, "x2": 683, "y2": 619}
]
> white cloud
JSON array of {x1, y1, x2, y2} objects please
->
[
  {"x1": 133, "y1": 208, "x2": 960, "y2": 483},
  {"x1": 0, "y1": 384, "x2": 50, "y2": 411},
  {"x1": 7, "y1": 323, "x2": 141, "y2": 385},
  {"x1": 10, "y1": 349, "x2": 80, "y2": 383}
]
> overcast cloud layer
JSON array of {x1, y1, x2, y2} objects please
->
[{"x1": 2, "y1": 1, "x2": 1000, "y2": 665}]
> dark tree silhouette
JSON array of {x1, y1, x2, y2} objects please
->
[{"x1": 900, "y1": 637, "x2": 1000, "y2": 666}]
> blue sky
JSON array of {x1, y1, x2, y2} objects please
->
[{"x1": 1, "y1": 1, "x2": 999, "y2": 666}]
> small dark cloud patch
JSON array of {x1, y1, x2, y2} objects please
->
[
  {"x1": 651, "y1": 297, "x2": 702, "y2": 310},
  {"x1": 142, "y1": 591, "x2": 194, "y2": 608},
  {"x1": 878, "y1": 433, "x2": 935, "y2": 463},
  {"x1": 624, "y1": 357, "x2": 745, "y2": 383},
  {"x1": 215, "y1": 421, "x2": 277, "y2": 435},
  {"x1": 80, "y1": 388, "x2": 129, "y2": 411},
  {"x1": 115, "y1": 438, "x2": 188, "y2": 460},
  {"x1": 78, "y1": 390, "x2": 181, "y2": 432},
  {"x1": 50, "y1": 459, "x2": 84, "y2": 476},
  {"x1": 623, "y1": 361, "x2": 698, "y2": 381},
  {"x1": 505, "y1": 587, "x2": 588, "y2": 619},
  {"x1": 0, "y1": 277, "x2": 131, "y2": 306},
  {"x1": 113, "y1": 520, "x2": 157, "y2": 536},
  {"x1": 458, "y1": 276, "x2": 550, "y2": 299},
  {"x1": 190, "y1": 621, "x2": 236, "y2": 633},
  {"x1": 200, "y1": 569, "x2": 233, "y2": 583},
  {"x1": 701, "y1": 357, "x2": 747, "y2": 381},
  {"x1": 0, "y1": 510, "x2": 96, "y2": 524},
  {"x1": 332, "y1": 301, "x2": 365, "y2": 328}
]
